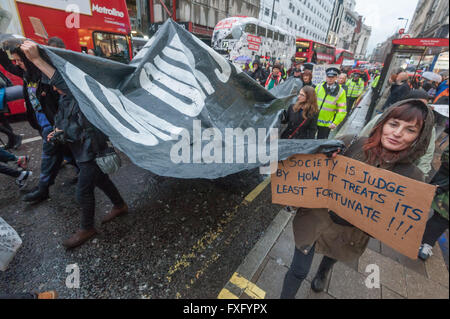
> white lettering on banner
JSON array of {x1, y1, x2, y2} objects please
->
[
  {"x1": 64, "y1": 63, "x2": 183, "y2": 146},
  {"x1": 138, "y1": 32, "x2": 235, "y2": 117},
  {"x1": 92, "y1": 4, "x2": 125, "y2": 18},
  {"x1": 138, "y1": 34, "x2": 215, "y2": 117}
]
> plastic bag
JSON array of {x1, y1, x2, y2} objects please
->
[{"x1": 0, "y1": 217, "x2": 22, "y2": 271}]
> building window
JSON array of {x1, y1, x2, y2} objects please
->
[{"x1": 264, "y1": 8, "x2": 270, "y2": 16}]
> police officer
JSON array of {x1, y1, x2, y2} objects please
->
[
  {"x1": 346, "y1": 70, "x2": 365, "y2": 113},
  {"x1": 315, "y1": 67, "x2": 347, "y2": 139}
]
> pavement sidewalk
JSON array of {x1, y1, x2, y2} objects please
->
[
  {"x1": 218, "y1": 88, "x2": 449, "y2": 299},
  {"x1": 218, "y1": 208, "x2": 449, "y2": 299}
]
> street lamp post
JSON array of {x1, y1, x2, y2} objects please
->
[{"x1": 398, "y1": 17, "x2": 409, "y2": 31}]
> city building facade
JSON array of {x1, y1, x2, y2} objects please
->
[
  {"x1": 259, "y1": 0, "x2": 334, "y2": 43},
  {"x1": 408, "y1": 0, "x2": 449, "y2": 38},
  {"x1": 127, "y1": 0, "x2": 261, "y2": 43},
  {"x1": 327, "y1": 0, "x2": 371, "y2": 59}
]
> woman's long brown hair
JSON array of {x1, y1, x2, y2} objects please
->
[
  {"x1": 293, "y1": 86, "x2": 319, "y2": 120},
  {"x1": 363, "y1": 102, "x2": 426, "y2": 165}
]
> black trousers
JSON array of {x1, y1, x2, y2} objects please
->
[
  {"x1": 77, "y1": 161, "x2": 124, "y2": 230},
  {"x1": 347, "y1": 97, "x2": 357, "y2": 113},
  {"x1": 422, "y1": 212, "x2": 449, "y2": 246},
  {"x1": 280, "y1": 244, "x2": 337, "y2": 299},
  {"x1": 316, "y1": 126, "x2": 331, "y2": 139}
]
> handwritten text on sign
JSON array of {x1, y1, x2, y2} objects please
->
[{"x1": 271, "y1": 154, "x2": 436, "y2": 260}]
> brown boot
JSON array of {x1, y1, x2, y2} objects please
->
[
  {"x1": 101, "y1": 203, "x2": 128, "y2": 224},
  {"x1": 37, "y1": 291, "x2": 58, "y2": 299},
  {"x1": 62, "y1": 228, "x2": 97, "y2": 249}
]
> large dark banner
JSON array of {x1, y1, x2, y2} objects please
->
[{"x1": 4, "y1": 20, "x2": 343, "y2": 179}]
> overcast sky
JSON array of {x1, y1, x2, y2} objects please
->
[{"x1": 354, "y1": 0, "x2": 419, "y2": 55}]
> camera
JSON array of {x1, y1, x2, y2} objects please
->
[{"x1": 49, "y1": 130, "x2": 73, "y2": 145}]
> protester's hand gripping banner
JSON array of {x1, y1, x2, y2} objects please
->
[{"x1": 271, "y1": 154, "x2": 437, "y2": 259}]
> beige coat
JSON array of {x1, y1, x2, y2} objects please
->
[{"x1": 293, "y1": 99, "x2": 435, "y2": 262}]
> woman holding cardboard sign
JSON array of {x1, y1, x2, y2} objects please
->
[{"x1": 280, "y1": 98, "x2": 435, "y2": 298}]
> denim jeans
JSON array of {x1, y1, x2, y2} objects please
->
[
  {"x1": 76, "y1": 161, "x2": 124, "y2": 230},
  {"x1": 39, "y1": 125, "x2": 64, "y2": 188},
  {"x1": 0, "y1": 148, "x2": 16, "y2": 162},
  {"x1": 280, "y1": 244, "x2": 337, "y2": 299},
  {"x1": 0, "y1": 148, "x2": 20, "y2": 178}
]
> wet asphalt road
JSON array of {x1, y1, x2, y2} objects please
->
[{"x1": 0, "y1": 119, "x2": 280, "y2": 298}]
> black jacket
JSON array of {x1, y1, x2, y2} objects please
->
[
  {"x1": 382, "y1": 81, "x2": 411, "y2": 110},
  {"x1": 0, "y1": 50, "x2": 59, "y2": 132},
  {"x1": 280, "y1": 105, "x2": 318, "y2": 139},
  {"x1": 250, "y1": 68, "x2": 266, "y2": 86},
  {"x1": 51, "y1": 70, "x2": 107, "y2": 163}
]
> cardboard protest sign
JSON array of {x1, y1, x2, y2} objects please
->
[
  {"x1": 312, "y1": 64, "x2": 339, "y2": 86},
  {"x1": 272, "y1": 154, "x2": 437, "y2": 259}
]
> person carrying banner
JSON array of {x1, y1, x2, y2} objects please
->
[
  {"x1": 265, "y1": 64, "x2": 284, "y2": 90},
  {"x1": 21, "y1": 40, "x2": 128, "y2": 249},
  {"x1": 315, "y1": 67, "x2": 347, "y2": 139},
  {"x1": 345, "y1": 71, "x2": 365, "y2": 113},
  {"x1": 280, "y1": 98, "x2": 434, "y2": 299},
  {"x1": 0, "y1": 45, "x2": 70, "y2": 204},
  {"x1": 280, "y1": 86, "x2": 319, "y2": 140}
]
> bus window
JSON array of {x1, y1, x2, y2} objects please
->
[
  {"x1": 296, "y1": 41, "x2": 310, "y2": 52},
  {"x1": 267, "y1": 29, "x2": 273, "y2": 39},
  {"x1": 93, "y1": 32, "x2": 130, "y2": 63},
  {"x1": 257, "y1": 26, "x2": 266, "y2": 37},
  {"x1": 274, "y1": 32, "x2": 279, "y2": 41},
  {"x1": 244, "y1": 23, "x2": 256, "y2": 35}
]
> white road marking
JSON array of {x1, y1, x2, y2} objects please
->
[{"x1": 22, "y1": 136, "x2": 42, "y2": 144}]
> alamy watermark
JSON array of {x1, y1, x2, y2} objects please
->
[
  {"x1": 169, "y1": 120, "x2": 279, "y2": 174},
  {"x1": 365, "y1": 264, "x2": 380, "y2": 289},
  {"x1": 66, "y1": 264, "x2": 80, "y2": 289}
]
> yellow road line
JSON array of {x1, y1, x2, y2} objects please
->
[
  {"x1": 217, "y1": 288, "x2": 239, "y2": 299},
  {"x1": 244, "y1": 176, "x2": 271, "y2": 204},
  {"x1": 229, "y1": 272, "x2": 266, "y2": 299},
  {"x1": 167, "y1": 176, "x2": 271, "y2": 286}
]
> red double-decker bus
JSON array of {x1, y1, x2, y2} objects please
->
[
  {"x1": 1, "y1": 0, "x2": 133, "y2": 115},
  {"x1": 335, "y1": 48, "x2": 354, "y2": 66},
  {"x1": 14, "y1": 0, "x2": 133, "y2": 63},
  {"x1": 295, "y1": 38, "x2": 336, "y2": 64}
]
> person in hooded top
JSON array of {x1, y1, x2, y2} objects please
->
[
  {"x1": 280, "y1": 98, "x2": 435, "y2": 298},
  {"x1": 250, "y1": 61, "x2": 266, "y2": 86},
  {"x1": 360, "y1": 89, "x2": 436, "y2": 180}
]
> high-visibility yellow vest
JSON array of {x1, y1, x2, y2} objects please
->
[
  {"x1": 315, "y1": 82, "x2": 347, "y2": 128},
  {"x1": 371, "y1": 75, "x2": 380, "y2": 88},
  {"x1": 346, "y1": 78, "x2": 365, "y2": 98}
]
